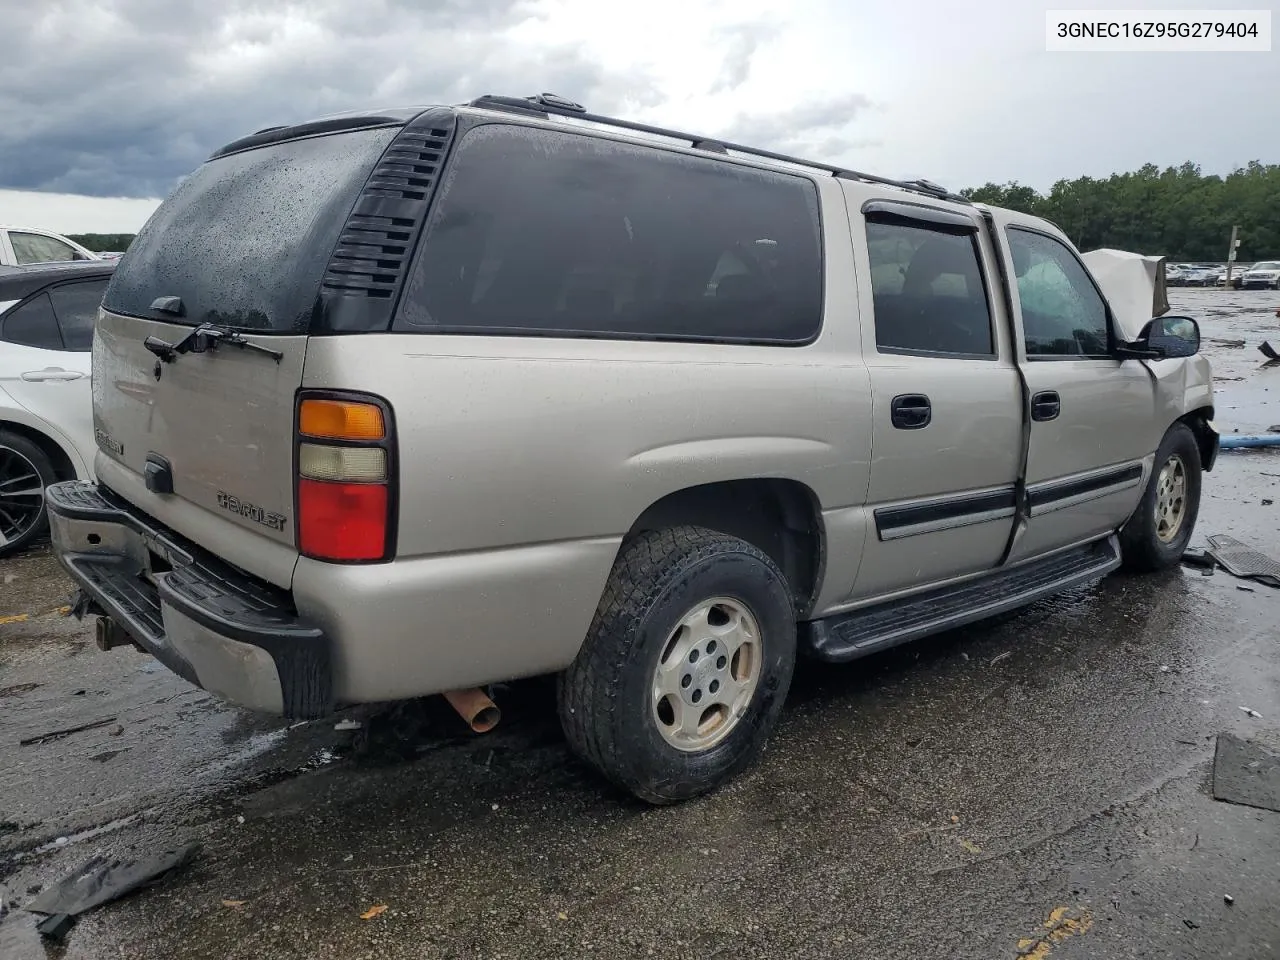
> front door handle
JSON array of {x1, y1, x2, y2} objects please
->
[
  {"x1": 21, "y1": 368, "x2": 85, "y2": 382},
  {"x1": 1031, "y1": 390, "x2": 1061, "y2": 422},
  {"x1": 890, "y1": 393, "x2": 931, "y2": 430}
]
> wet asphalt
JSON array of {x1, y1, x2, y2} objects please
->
[{"x1": 2, "y1": 289, "x2": 1280, "y2": 960}]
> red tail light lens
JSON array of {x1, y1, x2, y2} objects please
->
[
  {"x1": 296, "y1": 393, "x2": 394, "y2": 562},
  {"x1": 298, "y1": 479, "x2": 388, "y2": 561}
]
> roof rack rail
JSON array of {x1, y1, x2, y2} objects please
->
[{"x1": 467, "y1": 94, "x2": 970, "y2": 205}]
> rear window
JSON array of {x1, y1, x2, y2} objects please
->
[
  {"x1": 395, "y1": 123, "x2": 823, "y2": 344},
  {"x1": 104, "y1": 126, "x2": 399, "y2": 333}
]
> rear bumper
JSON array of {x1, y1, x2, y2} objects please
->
[{"x1": 45, "y1": 481, "x2": 331, "y2": 719}]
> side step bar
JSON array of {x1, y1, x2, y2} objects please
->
[{"x1": 804, "y1": 535, "x2": 1121, "y2": 662}]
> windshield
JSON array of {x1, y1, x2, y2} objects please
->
[
  {"x1": 1253, "y1": 262, "x2": 1280, "y2": 271},
  {"x1": 103, "y1": 125, "x2": 399, "y2": 332}
]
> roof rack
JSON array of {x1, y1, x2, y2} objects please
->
[{"x1": 467, "y1": 94, "x2": 971, "y2": 205}]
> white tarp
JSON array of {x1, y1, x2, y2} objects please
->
[{"x1": 1080, "y1": 248, "x2": 1170, "y2": 341}]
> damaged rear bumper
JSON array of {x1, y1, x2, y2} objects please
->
[{"x1": 44, "y1": 481, "x2": 332, "y2": 719}]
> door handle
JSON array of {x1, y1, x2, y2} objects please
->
[
  {"x1": 1031, "y1": 390, "x2": 1061, "y2": 422},
  {"x1": 21, "y1": 368, "x2": 84, "y2": 382},
  {"x1": 890, "y1": 393, "x2": 931, "y2": 430}
]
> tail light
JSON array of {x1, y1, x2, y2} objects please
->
[{"x1": 295, "y1": 394, "x2": 395, "y2": 562}]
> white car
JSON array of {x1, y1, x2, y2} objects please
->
[
  {"x1": 0, "y1": 260, "x2": 115, "y2": 554},
  {"x1": 1241, "y1": 261, "x2": 1280, "y2": 290},
  {"x1": 0, "y1": 226, "x2": 100, "y2": 268}
]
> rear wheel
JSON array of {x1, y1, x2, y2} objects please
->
[
  {"x1": 0, "y1": 430, "x2": 57, "y2": 557},
  {"x1": 558, "y1": 526, "x2": 796, "y2": 804},
  {"x1": 1119, "y1": 422, "x2": 1202, "y2": 572}
]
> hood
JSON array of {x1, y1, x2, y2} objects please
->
[{"x1": 1079, "y1": 248, "x2": 1169, "y2": 342}]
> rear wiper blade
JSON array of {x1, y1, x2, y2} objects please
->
[{"x1": 144, "y1": 323, "x2": 283, "y2": 365}]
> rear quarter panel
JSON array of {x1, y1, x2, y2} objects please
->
[{"x1": 297, "y1": 176, "x2": 874, "y2": 697}]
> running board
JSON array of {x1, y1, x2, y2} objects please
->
[{"x1": 804, "y1": 535, "x2": 1121, "y2": 663}]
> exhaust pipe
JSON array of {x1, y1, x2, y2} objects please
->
[{"x1": 442, "y1": 688, "x2": 500, "y2": 733}]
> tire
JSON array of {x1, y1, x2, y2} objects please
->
[
  {"x1": 557, "y1": 526, "x2": 797, "y2": 805},
  {"x1": 0, "y1": 429, "x2": 58, "y2": 558},
  {"x1": 1118, "y1": 422, "x2": 1202, "y2": 573}
]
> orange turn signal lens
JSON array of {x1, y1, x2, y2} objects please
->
[{"x1": 299, "y1": 399, "x2": 385, "y2": 441}]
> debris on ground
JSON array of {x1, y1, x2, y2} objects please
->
[
  {"x1": 1181, "y1": 549, "x2": 1215, "y2": 570},
  {"x1": 1225, "y1": 895, "x2": 1235, "y2": 905},
  {"x1": 1239, "y1": 707, "x2": 1263, "y2": 719},
  {"x1": 1261, "y1": 341, "x2": 1280, "y2": 363},
  {"x1": 19, "y1": 717, "x2": 120, "y2": 747},
  {"x1": 1209, "y1": 338, "x2": 1247, "y2": 348},
  {"x1": 1205, "y1": 534, "x2": 1280, "y2": 588},
  {"x1": 1212, "y1": 733, "x2": 1280, "y2": 813},
  {"x1": 361, "y1": 904, "x2": 388, "y2": 920},
  {"x1": 24, "y1": 843, "x2": 200, "y2": 941},
  {"x1": 334, "y1": 719, "x2": 362, "y2": 731}
]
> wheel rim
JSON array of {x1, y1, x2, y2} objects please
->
[
  {"x1": 651, "y1": 597, "x2": 763, "y2": 753},
  {"x1": 0, "y1": 445, "x2": 46, "y2": 547},
  {"x1": 1154, "y1": 454, "x2": 1188, "y2": 544}
]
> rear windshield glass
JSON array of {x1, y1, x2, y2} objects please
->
[
  {"x1": 104, "y1": 126, "x2": 398, "y2": 333},
  {"x1": 396, "y1": 123, "x2": 823, "y2": 344}
]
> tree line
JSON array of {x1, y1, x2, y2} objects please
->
[
  {"x1": 961, "y1": 161, "x2": 1279, "y2": 262},
  {"x1": 67, "y1": 233, "x2": 137, "y2": 252},
  {"x1": 65, "y1": 159, "x2": 1278, "y2": 263}
]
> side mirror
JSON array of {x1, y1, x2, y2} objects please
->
[{"x1": 1116, "y1": 315, "x2": 1200, "y2": 360}]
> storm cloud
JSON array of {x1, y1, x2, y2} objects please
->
[{"x1": 0, "y1": 0, "x2": 665, "y2": 198}]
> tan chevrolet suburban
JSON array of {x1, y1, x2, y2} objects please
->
[{"x1": 45, "y1": 93, "x2": 1217, "y2": 804}]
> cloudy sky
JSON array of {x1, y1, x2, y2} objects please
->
[{"x1": 0, "y1": 0, "x2": 1274, "y2": 233}]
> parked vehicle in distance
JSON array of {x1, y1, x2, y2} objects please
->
[
  {"x1": 0, "y1": 260, "x2": 115, "y2": 554},
  {"x1": 45, "y1": 93, "x2": 1218, "y2": 804},
  {"x1": 1165, "y1": 264, "x2": 1187, "y2": 286},
  {"x1": 1240, "y1": 261, "x2": 1280, "y2": 290},
  {"x1": 1178, "y1": 265, "x2": 1217, "y2": 287},
  {"x1": 0, "y1": 227, "x2": 100, "y2": 268}
]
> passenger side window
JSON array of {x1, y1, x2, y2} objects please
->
[
  {"x1": 1006, "y1": 228, "x2": 1109, "y2": 357},
  {"x1": 396, "y1": 124, "x2": 824, "y2": 344},
  {"x1": 865, "y1": 218, "x2": 994, "y2": 357},
  {"x1": 10, "y1": 232, "x2": 81, "y2": 265},
  {"x1": 0, "y1": 293, "x2": 64, "y2": 350},
  {"x1": 48, "y1": 280, "x2": 108, "y2": 351}
]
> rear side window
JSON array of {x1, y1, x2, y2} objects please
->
[
  {"x1": 104, "y1": 126, "x2": 399, "y2": 333},
  {"x1": 10, "y1": 232, "x2": 81, "y2": 265},
  {"x1": 865, "y1": 218, "x2": 994, "y2": 357},
  {"x1": 49, "y1": 279, "x2": 109, "y2": 351},
  {"x1": 396, "y1": 124, "x2": 823, "y2": 344},
  {"x1": 0, "y1": 293, "x2": 63, "y2": 349}
]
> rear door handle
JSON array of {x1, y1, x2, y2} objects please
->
[
  {"x1": 890, "y1": 393, "x2": 931, "y2": 430},
  {"x1": 21, "y1": 368, "x2": 85, "y2": 382},
  {"x1": 1031, "y1": 390, "x2": 1061, "y2": 422}
]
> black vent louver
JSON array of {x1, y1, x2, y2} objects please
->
[{"x1": 317, "y1": 107, "x2": 458, "y2": 332}]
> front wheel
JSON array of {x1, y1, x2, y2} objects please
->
[
  {"x1": 1119, "y1": 422, "x2": 1202, "y2": 572},
  {"x1": 557, "y1": 526, "x2": 797, "y2": 804}
]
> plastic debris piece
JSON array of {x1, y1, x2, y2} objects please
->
[
  {"x1": 1224, "y1": 895, "x2": 1234, "y2": 905},
  {"x1": 35, "y1": 913, "x2": 75, "y2": 941},
  {"x1": 222, "y1": 899, "x2": 247, "y2": 909},
  {"x1": 1240, "y1": 707, "x2": 1263, "y2": 719},
  {"x1": 26, "y1": 844, "x2": 200, "y2": 938},
  {"x1": 20, "y1": 717, "x2": 119, "y2": 747},
  {"x1": 361, "y1": 905, "x2": 387, "y2": 920},
  {"x1": 334, "y1": 719, "x2": 362, "y2": 731}
]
